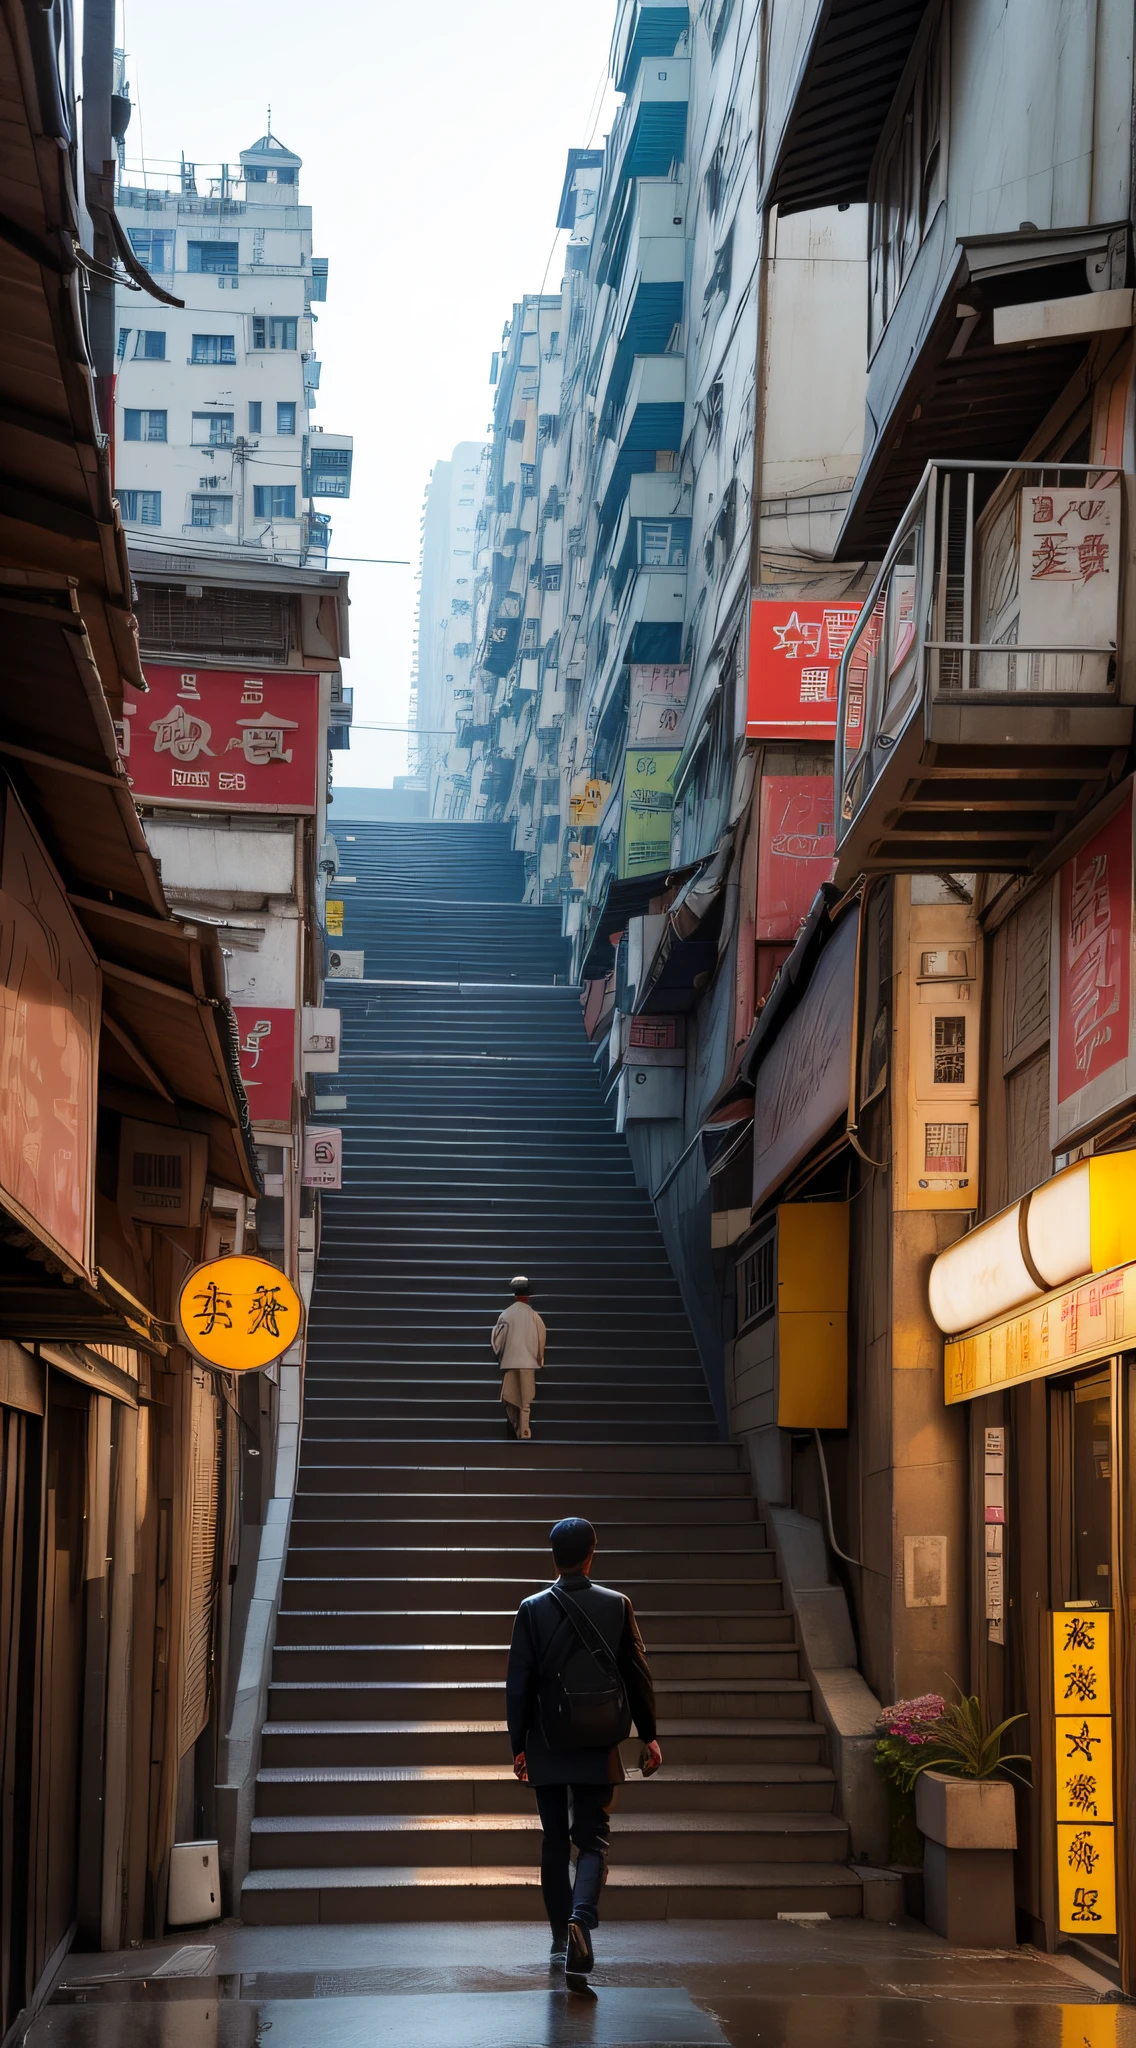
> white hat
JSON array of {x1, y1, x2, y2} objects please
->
[{"x1": 510, "y1": 1274, "x2": 530, "y2": 1292}]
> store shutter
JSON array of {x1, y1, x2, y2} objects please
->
[
  {"x1": 1006, "y1": 1047, "x2": 1051, "y2": 1203},
  {"x1": 178, "y1": 1368, "x2": 220, "y2": 1756},
  {"x1": 1002, "y1": 885, "x2": 1051, "y2": 1061}
]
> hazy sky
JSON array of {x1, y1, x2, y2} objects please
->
[{"x1": 119, "y1": 0, "x2": 619, "y2": 786}]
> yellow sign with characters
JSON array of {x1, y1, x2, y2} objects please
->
[
  {"x1": 177, "y1": 1254, "x2": 303, "y2": 1372},
  {"x1": 1052, "y1": 1610, "x2": 1116, "y2": 1936},
  {"x1": 325, "y1": 899, "x2": 345, "y2": 938}
]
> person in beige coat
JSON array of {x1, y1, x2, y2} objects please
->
[{"x1": 492, "y1": 1275, "x2": 546, "y2": 1440}]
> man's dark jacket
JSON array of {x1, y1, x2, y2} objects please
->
[{"x1": 506, "y1": 1571, "x2": 657, "y2": 1785}]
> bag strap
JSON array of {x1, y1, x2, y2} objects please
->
[{"x1": 546, "y1": 1583, "x2": 621, "y2": 1679}]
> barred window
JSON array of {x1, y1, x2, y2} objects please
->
[{"x1": 738, "y1": 1233, "x2": 775, "y2": 1329}]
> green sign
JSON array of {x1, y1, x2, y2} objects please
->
[{"x1": 618, "y1": 748, "x2": 681, "y2": 880}]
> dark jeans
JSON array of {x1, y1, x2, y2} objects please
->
[{"x1": 533, "y1": 1783, "x2": 614, "y2": 1932}]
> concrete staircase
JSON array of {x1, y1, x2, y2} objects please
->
[{"x1": 241, "y1": 819, "x2": 861, "y2": 1923}]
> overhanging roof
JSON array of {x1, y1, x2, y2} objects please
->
[
  {"x1": 766, "y1": 0, "x2": 932, "y2": 216},
  {"x1": 836, "y1": 225, "x2": 1126, "y2": 556}
]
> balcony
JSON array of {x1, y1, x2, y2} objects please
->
[
  {"x1": 605, "y1": 54, "x2": 689, "y2": 202},
  {"x1": 596, "y1": 354, "x2": 685, "y2": 542},
  {"x1": 834, "y1": 460, "x2": 1132, "y2": 879},
  {"x1": 611, "y1": 0, "x2": 690, "y2": 92}
]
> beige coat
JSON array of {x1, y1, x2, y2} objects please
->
[{"x1": 491, "y1": 1299, "x2": 546, "y2": 1372}]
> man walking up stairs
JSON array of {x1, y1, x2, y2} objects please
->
[{"x1": 241, "y1": 819, "x2": 862, "y2": 1927}]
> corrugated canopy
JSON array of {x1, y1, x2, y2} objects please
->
[{"x1": 766, "y1": 0, "x2": 933, "y2": 215}]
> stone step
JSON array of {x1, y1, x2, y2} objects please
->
[
  {"x1": 247, "y1": 1809, "x2": 850, "y2": 1871},
  {"x1": 240, "y1": 1858, "x2": 864, "y2": 1924},
  {"x1": 265, "y1": 1676, "x2": 814, "y2": 1721},
  {"x1": 259, "y1": 1719, "x2": 830, "y2": 1769},
  {"x1": 252, "y1": 1762, "x2": 837, "y2": 1818},
  {"x1": 270, "y1": 1643, "x2": 802, "y2": 1683},
  {"x1": 279, "y1": 1577, "x2": 787, "y2": 1614},
  {"x1": 285, "y1": 1521, "x2": 769, "y2": 1553},
  {"x1": 273, "y1": 1608, "x2": 793, "y2": 1647}
]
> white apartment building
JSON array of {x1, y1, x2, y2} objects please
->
[
  {"x1": 411, "y1": 440, "x2": 488, "y2": 807},
  {"x1": 113, "y1": 131, "x2": 352, "y2": 562}
]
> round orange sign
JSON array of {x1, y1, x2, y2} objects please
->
[{"x1": 177, "y1": 1254, "x2": 303, "y2": 1372}]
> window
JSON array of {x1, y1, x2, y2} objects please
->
[
  {"x1": 119, "y1": 490, "x2": 161, "y2": 525},
  {"x1": 123, "y1": 408, "x2": 167, "y2": 442},
  {"x1": 276, "y1": 401, "x2": 296, "y2": 435},
  {"x1": 191, "y1": 333, "x2": 236, "y2": 364},
  {"x1": 187, "y1": 240, "x2": 239, "y2": 275},
  {"x1": 639, "y1": 519, "x2": 690, "y2": 568},
  {"x1": 738, "y1": 1233, "x2": 775, "y2": 1328},
  {"x1": 308, "y1": 446, "x2": 352, "y2": 497},
  {"x1": 191, "y1": 411, "x2": 235, "y2": 445},
  {"x1": 869, "y1": 14, "x2": 945, "y2": 349},
  {"x1": 135, "y1": 330, "x2": 166, "y2": 360},
  {"x1": 245, "y1": 165, "x2": 267, "y2": 182},
  {"x1": 541, "y1": 564, "x2": 562, "y2": 591},
  {"x1": 127, "y1": 228, "x2": 174, "y2": 274},
  {"x1": 190, "y1": 494, "x2": 233, "y2": 528},
  {"x1": 248, "y1": 401, "x2": 262, "y2": 434},
  {"x1": 251, "y1": 316, "x2": 297, "y2": 350},
  {"x1": 117, "y1": 326, "x2": 129, "y2": 360},
  {"x1": 253, "y1": 485, "x2": 297, "y2": 519},
  {"x1": 275, "y1": 166, "x2": 295, "y2": 184}
]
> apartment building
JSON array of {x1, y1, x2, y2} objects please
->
[
  {"x1": 432, "y1": 0, "x2": 1136, "y2": 1978},
  {"x1": 413, "y1": 441, "x2": 488, "y2": 811},
  {"x1": 113, "y1": 130, "x2": 352, "y2": 562}
]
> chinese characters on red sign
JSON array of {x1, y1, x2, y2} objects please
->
[
  {"x1": 234, "y1": 1007, "x2": 296, "y2": 1123},
  {"x1": 747, "y1": 600, "x2": 862, "y2": 740},
  {"x1": 120, "y1": 667, "x2": 321, "y2": 811},
  {"x1": 756, "y1": 776, "x2": 836, "y2": 940},
  {"x1": 1057, "y1": 787, "x2": 1132, "y2": 1109},
  {"x1": 1018, "y1": 482, "x2": 1120, "y2": 653}
]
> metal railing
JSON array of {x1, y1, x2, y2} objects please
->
[{"x1": 835, "y1": 460, "x2": 1122, "y2": 832}]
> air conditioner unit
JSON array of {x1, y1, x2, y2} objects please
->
[{"x1": 118, "y1": 1119, "x2": 208, "y2": 1227}]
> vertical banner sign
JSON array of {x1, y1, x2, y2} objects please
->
[
  {"x1": 1054, "y1": 789, "x2": 1134, "y2": 1150},
  {"x1": 325, "y1": 900, "x2": 345, "y2": 938},
  {"x1": 1052, "y1": 1609, "x2": 1116, "y2": 1936},
  {"x1": 618, "y1": 750, "x2": 681, "y2": 880},
  {"x1": 755, "y1": 776, "x2": 836, "y2": 939},
  {"x1": 747, "y1": 600, "x2": 862, "y2": 739},
  {"x1": 233, "y1": 1006, "x2": 296, "y2": 1123},
  {"x1": 984, "y1": 1427, "x2": 1005, "y2": 1644}
]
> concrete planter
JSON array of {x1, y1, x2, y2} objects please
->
[{"x1": 915, "y1": 1770, "x2": 1018, "y2": 1947}]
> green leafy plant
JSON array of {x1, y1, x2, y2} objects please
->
[
  {"x1": 873, "y1": 1685, "x2": 1031, "y2": 1799},
  {"x1": 907, "y1": 1686, "x2": 1031, "y2": 1787}
]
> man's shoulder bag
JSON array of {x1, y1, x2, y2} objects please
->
[{"x1": 536, "y1": 1585, "x2": 632, "y2": 1749}]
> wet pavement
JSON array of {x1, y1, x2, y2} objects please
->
[{"x1": 26, "y1": 1919, "x2": 1134, "y2": 2046}]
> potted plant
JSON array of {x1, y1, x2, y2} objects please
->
[
  {"x1": 873, "y1": 1694, "x2": 947, "y2": 1869},
  {"x1": 875, "y1": 1688, "x2": 1029, "y2": 1946}
]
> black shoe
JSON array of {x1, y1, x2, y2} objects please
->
[
  {"x1": 566, "y1": 1921, "x2": 594, "y2": 1974},
  {"x1": 549, "y1": 1929, "x2": 569, "y2": 1967}
]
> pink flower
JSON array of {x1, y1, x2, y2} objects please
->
[{"x1": 875, "y1": 1693, "x2": 946, "y2": 1744}]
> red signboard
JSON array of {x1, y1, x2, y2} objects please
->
[
  {"x1": 121, "y1": 666, "x2": 321, "y2": 812},
  {"x1": 0, "y1": 785, "x2": 100, "y2": 1277},
  {"x1": 234, "y1": 1006, "x2": 295, "y2": 1124},
  {"x1": 1057, "y1": 791, "x2": 1133, "y2": 1105},
  {"x1": 756, "y1": 776, "x2": 836, "y2": 940},
  {"x1": 747, "y1": 599, "x2": 862, "y2": 739}
]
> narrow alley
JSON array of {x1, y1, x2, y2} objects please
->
[{"x1": 24, "y1": 820, "x2": 1132, "y2": 2042}]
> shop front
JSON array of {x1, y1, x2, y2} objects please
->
[{"x1": 930, "y1": 1156, "x2": 1136, "y2": 1984}]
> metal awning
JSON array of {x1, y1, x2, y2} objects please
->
[
  {"x1": 837, "y1": 224, "x2": 1129, "y2": 557},
  {"x1": 766, "y1": 0, "x2": 933, "y2": 216}
]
